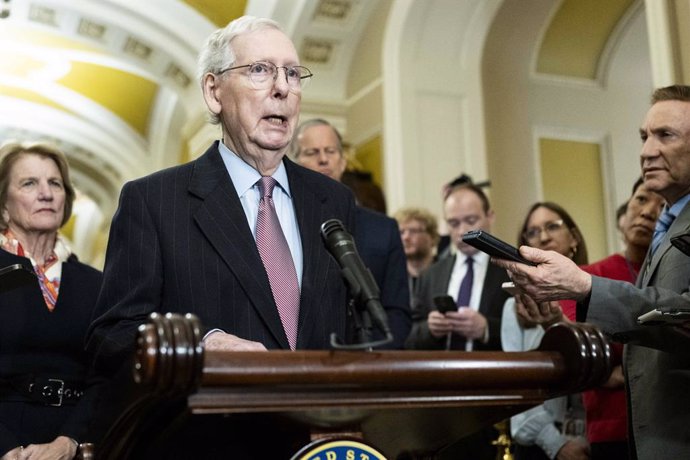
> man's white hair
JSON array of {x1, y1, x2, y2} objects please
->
[{"x1": 197, "y1": 16, "x2": 283, "y2": 125}]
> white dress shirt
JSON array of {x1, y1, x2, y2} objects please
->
[
  {"x1": 446, "y1": 251, "x2": 490, "y2": 351},
  {"x1": 218, "y1": 141, "x2": 303, "y2": 286}
]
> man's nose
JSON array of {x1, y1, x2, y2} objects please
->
[
  {"x1": 271, "y1": 68, "x2": 290, "y2": 97},
  {"x1": 317, "y1": 151, "x2": 329, "y2": 163},
  {"x1": 640, "y1": 137, "x2": 660, "y2": 161}
]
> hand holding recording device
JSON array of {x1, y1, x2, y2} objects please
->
[{"x1": 462, "y1": 230, "x2": 537, "y2": 266}]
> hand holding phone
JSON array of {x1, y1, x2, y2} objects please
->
[
  {"x1": 434, "y1": 295, "x2": 457, "y2": 314},
  {"x1": 462, "y1": 230, "x2": 537, "y2": 266}
]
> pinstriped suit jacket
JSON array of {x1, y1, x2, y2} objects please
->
[{"x1": 86, "y1": 142, "x2": 356, "y2": 373}]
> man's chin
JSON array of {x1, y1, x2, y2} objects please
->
[
  {"x1": 457, "y1": 244, "x2": 478, "y2": 256},
  {"x1": 256, "y1": 138, "x2": 290, "y2": 152}
]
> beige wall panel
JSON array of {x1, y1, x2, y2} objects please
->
[{"x1": 539, "y1": 138, "x2": 607, "y2": 261}]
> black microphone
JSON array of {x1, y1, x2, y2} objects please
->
[{"x1": 320, "y1": 219, "x2": 392, "y2": 337}]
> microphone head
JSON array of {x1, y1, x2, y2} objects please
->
[{"x1": 320, "y1": 218, "x2": 345, "y2": 239}]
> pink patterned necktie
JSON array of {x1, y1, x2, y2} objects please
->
[{"x1": 255, "y1": 176, "x2": 300, "y2": 349}]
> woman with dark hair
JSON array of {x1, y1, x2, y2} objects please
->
[
  {"x1": 503, "y1": 202, "x2": 590, "y2": 460},
  {"x1": 0, "y1": 142, "x2": 102, "y2": 460},
  {"x1": 518, "y1": 202, "x2": 588, "y2": 264}
]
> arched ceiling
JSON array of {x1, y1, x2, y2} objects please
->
[
  {"x1": 0, "y1": 0, "x2": 641, "y2": 265},
  {"x1": 0, "y1": 0, "x2": 379, "y2": 214},
  {"x1": 536, "y1": 0, "x2": 636, "y2": 80}
]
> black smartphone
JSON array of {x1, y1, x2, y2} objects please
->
[
  {"x1": 0, "y1": 264, "x2": 37, "y2": 294},
  {"x1": 462, "y1": 230, "x2": 537, "y2": 266},
  {"x1": 433, "y1": 295, "x2": 457, "y2": 314},
  {"x1": 671, "y1": 233, "x2": 690, "y2": 257}
]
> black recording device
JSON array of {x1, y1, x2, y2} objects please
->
[
  {"x1": 320, "y1": 219, "x2": 392, "y2": 346},
  {"x1": 671, "y1": 233, "x2": 690, "y2": 257},
  {"x1": 434, "y1": 295, "x2": 457, "y2": 314},
  {"x1": 0, "y1": 264, "x2": 36, "y2": 294},
  {"x1": 462, "y1": 230, "x2": 537, "y2": 266}
]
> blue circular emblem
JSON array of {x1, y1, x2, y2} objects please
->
[{"x1": 292, "y1": 438, "x2": 387, "y2": 460}]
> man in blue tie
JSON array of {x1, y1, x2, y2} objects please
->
[
  {"x1": 405, "y1": 182, "x2": 511, "y2": 460},
  {"x1": 405, "y1": 182, "x2": 510, "y2": 352},
  {"x1": 495, "y1": 85, "x2": 690, "y2": 460}
]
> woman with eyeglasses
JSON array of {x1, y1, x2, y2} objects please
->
[{"x1": 502, "y1": 202, "x2": 590, "y2": 460}]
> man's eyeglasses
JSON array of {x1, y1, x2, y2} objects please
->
[
  {"x1": 523, "y1": 219, "x2": 566, "y2": 242},
  {"x1": 400, "y1": 227, "x2": 428, "y2": 236},
  {"x1": 218, "y1": 61, "x2": 313, "y2": 92}
]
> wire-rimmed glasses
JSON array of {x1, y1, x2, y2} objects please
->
[
  {"x1": 218, "y1": 61, "x2": 313, "y2": 92},
  {"x1": 523, "y1": 219, "x2": 566, "y2": 243}
]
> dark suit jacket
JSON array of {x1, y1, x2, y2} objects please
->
[
  {"x1": 586, "y1": 200, "x2": 690, "y2": 460},
  {"x1": 0, "y1": 250, "x2": 102, "y2": 455},
  {"x1": 353, "y1": 206, "x2": 411, "y2": 349},
  {"x1": 86, "y1": 142, "x2": 357, "y2": 374},
  {"x1": 405, "y1": 254, "x2": 510, "y2": 350}
]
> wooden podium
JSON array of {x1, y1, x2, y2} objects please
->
[{"x1": 96, "y1": 313, "x2": 611, "y2": 459}]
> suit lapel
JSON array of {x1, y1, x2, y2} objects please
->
[
  {"x1": 641, "y1": 202, "x2": 690, "y2": 287},
  {"x1": 189, "y1": 144, "x2": 289, "y2": 348},
  {"x1": 438, "y1": 256, "x2": 456, "y2": 295},
  {"x1": 480, "y1": 263, "x2": 502, "y2": 314}
]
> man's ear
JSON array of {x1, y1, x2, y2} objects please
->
[
  {"x1": 335, "y1": 153, "x2": 347, "y2": 181},
  {"x1": 202, "y1": 73, "x2": 222, "y2": 116},
  {"x1": 486, "y1": 209, "x2": 496, "y2": 226}
]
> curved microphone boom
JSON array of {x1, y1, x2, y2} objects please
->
[{"x1": 320, "y1": 219, "x2": 392, "y2": 343}]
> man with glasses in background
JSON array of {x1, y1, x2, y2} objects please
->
[
  {"x1": 406, "y1": 182, "x2": 510, "y2": 352},
  {"x1": 394, "y1": 207, "x2": 440, "y2": 296},
  {"x1": 291, "y1": 119, "x2": 411, "y2": 349},
  {"x1": 86, "y1": 16, "x2": 356, "y2": 458}
]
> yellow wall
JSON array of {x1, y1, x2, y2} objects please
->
[
  {"x1": 539, "y1": 138, "x2": 607, "y2": 261},
  {"x1": 354, "y1": 135, "x2": 383, "y2": 187},
  {"x1": 537, "y1": 0, "x2": 633, "y2": 78}
]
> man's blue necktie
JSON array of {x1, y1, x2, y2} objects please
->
[
  {"x1": 448, "y1": 257, "x2": 473, "y2": 350},
  {"x1": 456, "y1": 257, "x2": 474, "y2": 307},
  {"x1": 651, "y1": 207, "x2": 675, "y2": 255}
]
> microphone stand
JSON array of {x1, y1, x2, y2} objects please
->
[{"x1": 330, "y1": 267, "x2": 394, "y2": 350}]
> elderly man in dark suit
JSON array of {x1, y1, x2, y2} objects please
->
[
  {"x1": 87, "y1": 15, "x2": 356, "y2": 366},
  {"x1": 495, "y1": 85, "x2": 690, "y2": 460},
  {"x1": 290, "y1": 119, "x2": 411, "y2": 348},
  {"x1": 86, "y1": 15, "x2": 357, "y2": 459}
]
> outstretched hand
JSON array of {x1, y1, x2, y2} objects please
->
[
  {"x1": 514, "y1": 293, "x2": 565, "y2": 327},
  {"x1": 492, "y1": 246, "x2": 592, "y2": 303}
]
